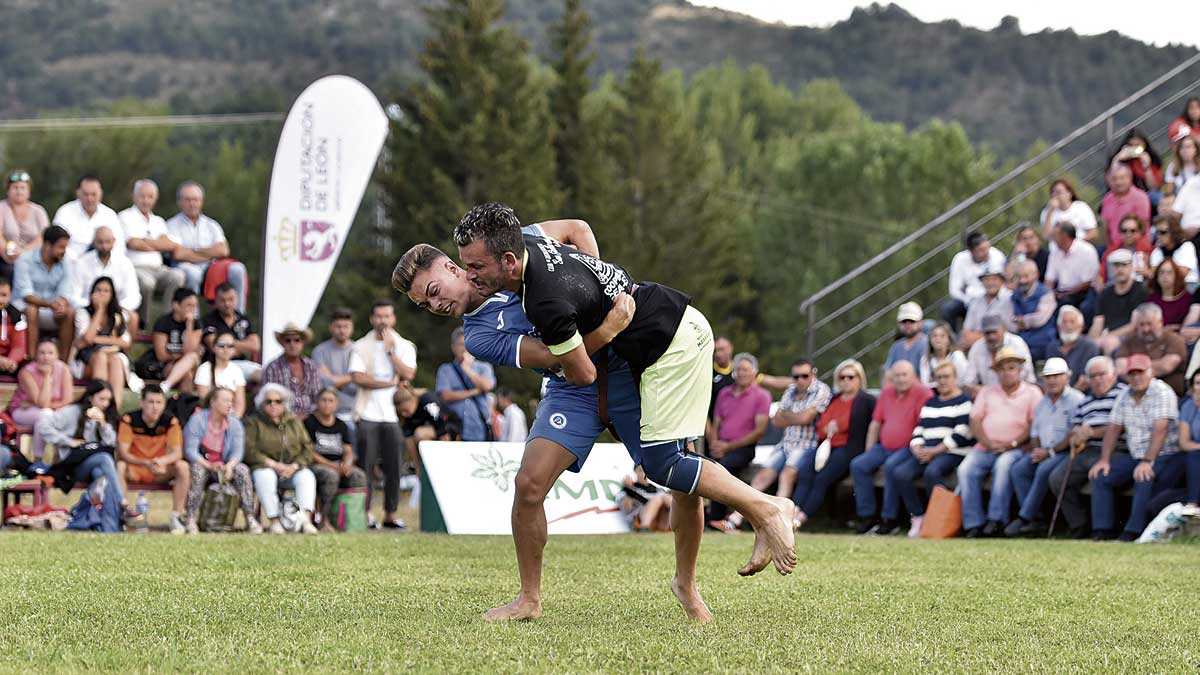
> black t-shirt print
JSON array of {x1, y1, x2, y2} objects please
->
[
  {"x1": 304, "y1": 415, "x2": 349, "y2": 461},
  {"x1": 202, "y1": 310, "x2": 257, "y2": 342},
  {"x1": 153, "y1": 314, "x2": 190, "y2": 355}
]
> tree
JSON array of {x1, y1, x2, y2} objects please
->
[{"x1": 548, "y1": 0, "x2": 593, "y2": 214}]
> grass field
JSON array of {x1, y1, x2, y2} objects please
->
[{"x1": 1, "y1": 530, "x2": 1197, "y2": 673}]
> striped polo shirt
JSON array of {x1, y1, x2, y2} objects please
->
[
  {"x1": 910, "y1": 393, "x2": 973, "y2": 456},
  {"x1": 1072, "y1": 383, "x2": 1128, "y2": 453}
]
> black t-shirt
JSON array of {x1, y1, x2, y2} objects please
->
[
  {"x1": 709, "y1": 364, "x2": 734, "y2": 418},
  {"x1": 402, "y1": 392, "x2": 458, "y2": 439},
  {"x1": 1099, "y1": 283, "x2": 1150, "y2": 332},
  {"x1": 519, "y1": 233, "x2": 690, "y2": 373},
  {"x1": 202, "y1": 310, "x2": 256, "y2": 343},
  {"x1": 303, "y1": 415, "x2": 349, "y2": 461},
  {"x1": 153, "y1": 314, "x2": 190, "y2": 355}
]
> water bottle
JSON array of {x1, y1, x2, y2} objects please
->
[
  {"x1": 89, "y1": 476, "x2": 108, "y2": 510},
  {"x1": 135, "y1": 492, "x2": 150, "y2": 533}
]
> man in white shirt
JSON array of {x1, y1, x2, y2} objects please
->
[
  {"x1": 496, "y1": 387, "x2": 528, "y2": 443},
  {"x1": 942, "y1": 231, "x2": 1007, "y2": 330},
  {"x1": 165, "y1": 180, "x2": 249, "y2": 311},
  {"x1": 52, "y1": 175, "x2": 125, "y2": 260},
  {"x1": 1170, "y1": 173, "x2": 1200, "y2": 238},
  {"x1": 1045, "y1": 222, "x2": 1100, "y2": 310},
  {"x1": 119, "y1": 179, "x2": 185, "y2": 319},
  {"x1": 72, "y1": 226, "x2": 142, "y2": 323}
]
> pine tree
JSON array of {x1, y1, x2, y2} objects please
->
[{"x1": 548, "y1": 0, "x2": 593, "y2": 214}]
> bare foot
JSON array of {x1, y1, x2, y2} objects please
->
[
  {"x1": 671, "y1": 576, "x2": 713, "y2": 623},
  {"x1": 737, "y1": 527, "x2": 770, "y2": 577},
  {"x1": 481, "y1": 597, "x2": 542, "y2": 622},
  {"x1": 759, "y1": 496, "x2": 797, "y2": 575}
]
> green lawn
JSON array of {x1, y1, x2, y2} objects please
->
[{"x1": 0, "y1": 531, "x2": 1196, "y2": 673}]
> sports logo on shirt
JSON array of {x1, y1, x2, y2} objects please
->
[
  {"x1": 549, "y1": 413, "x2": 568, "y2": 429},
  {"x1": 567, "y1": 252, "x2": 629, "y2": 300},
  {"x1": 496, "y1": 312, "x2": 505, "y2": 330}
]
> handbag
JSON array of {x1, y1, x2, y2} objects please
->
[
  {"x1": 920, "y1": 485, "x2": 962, "y2": 539},
  {"x1": 198, "y1": 475, "x2": 240, "y2": 532},
  {"x1": 333, "y1": 488, "x2": 368, "y2": 532},
  {"x1": 813, "y1": 438, "x2": 832, "y2": 472}
]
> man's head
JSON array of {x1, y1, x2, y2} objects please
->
[
  {"x1": 995, "y1": 359, "x2": 1023, "y2": 388},
  {"x1": 496, "y1": 386, "x2": 514, "y2": 410},
  {"x1": 133, "y1": 179, "x2": 158, "y2": 214},
  {"x1": 177, "y1": 180, "x2": 204, "y2": 220},
  {"x1": 394, "y1": 244, "x2": 477, "y2": 318},
  {"x1": 42, "y1": 225, "x2": 70, "y2": 263},
  {"x1": 1118, "y1": 215, "x2": 1144, "y2": 248},
  {"x1": 275, "y1": 323, "x2": 310, "y2": 358},
  {"x1": 141, "y1": 385, "x2": 166, "y2": 423},
  {"x1": 92, "y1": 226, "x2": 115, "y2": 259},
  {"x1": 790, "y1": 358, "x2": 815, "y2": 391},
  {"x1": 1126, "y1": 353, "x2": 1153, "y2": 394},
  {"x1": 732, "y1": 352, "x2": 759, "y2": 388},
  {"x1": 982, "y1": 314, "x2": 1006, "y2": 351},
  {"x1": 329, "y1": 307, "x2": 354, "y2": 344},
  {"x1": 1016, "y1": 260, "x2": 1039, "y2": 293},
  {"x1": 214, "y1": 282, "x2": 238, "y2": 317},
  {"x1": 171, "y1": 287, "x2": 198, "y2": 320},
  {"x1": 889, "y1": 360, "x2": 915, "y2": 393},
  {"x1": 1133, "y1": 303, "x2": 1164, "y2": 341},
  {"x1": 453, "y1": 202, "x2": 525, "y2": 296},
  {"x1": 76, "y1": 175, "x2": 102, "y2": 215},
  {"x1": 1109, "y1": 248, "x2": 1134, "y2": 285},
  {"x1": 1017, "y1": 225, "x2": 1041, "y2": 254},
  {"x1": 714, "y1": 336, "x2": 733, "y2": 368},
  {"x1": 451, "y1": 326, "x2": 467, "y2": 361},
  {"x1": 1053, "y1": 222, "x2": 1077, "y2": 251},
  {"x1": 370, "y1": 300, "x2": 395, "y2": 333},
  {"x1": 1057, "y1": 305, "x2": 1084, "y2": 345},
  {"x1": 1041, "y1": 357, "x2": 1070, "y2": 397},
  {"x1": 966, "y1": 231, "x2": 990, "y2": 263},
  {"x1": 394, "y1": 384, "x2": 418, "y2": 419},
  {"x1": 896, "y1": 302, "x2": 922, "y2": 337},
  {"x1": 316, "y1": 388, "x2": 339, "y2": 417},
  {"x1": 1109, "y1": 164, "x2": 1133, "y2": 194},
  {"x1": 980, "y1": 266, "x2": 1006, "y2": 297},
  {"x1": 1085, "y1": 356, "x2": 1117, "y2": 396}
]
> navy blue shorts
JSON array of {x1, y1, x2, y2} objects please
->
[{"x1": 529, "y1": 363, "x2": 643, "y2": 472}]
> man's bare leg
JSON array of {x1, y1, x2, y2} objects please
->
[
  {"x1": 669, "y1": 490, "x2": 712, "y2": 623},
  {"x1": 691, "y1": 460, "x2": 796, "y2": 575},
  {"x1": 482, "y1": 438, "x2": 576, "y2": 622}
]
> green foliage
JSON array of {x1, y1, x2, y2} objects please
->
[{"x1": 548, "y1": 0, "x2": 594, "y2": 214}]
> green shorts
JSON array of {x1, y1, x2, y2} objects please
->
[{"x1": 638, "y1": 304, "x2": 714, "y2": 442}]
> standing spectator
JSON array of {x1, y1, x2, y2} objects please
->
[
  {"x1": 1048, "y1": 356, "x2": 1127, "y2": 538},
  {"x1": 942, "y1": 231, "x2": 1007, "y2": 329},
  {"x1": 72, "y1": 277, "x2": 131, "y2": 397},
  {"x1": 165, "y1": 181, "x2": 248, "y2": 311},
  {"x1": 957, "y1": 347, "x2": 1043, "y2": 537},
  {"x1": 1039, "y1": 179, "x2": 1098, "y2": 243},
  {"x1": 710, "y1": 335, "x2": 734, "y2": 416},
  {"x1": 350, "y1": 300, "x2": 417, "y2": 530},
  {"x1": 1009, "y1": 260, "x2": 1058, "y2": 362},
  {"x1": 1108, "y1": 129, "x2": 1163, "y2": 195},
  {"x1": 1146, "y1": 259, "x2": 1192, "y2": 328},
  {"x1": 1088, "y1": 354, "x2": 1184, "y2": 541},
  {"x1": 1011, "y1": 225, "x2": 1050, "y2": 280},
  {"x1": 118, "y1": 179, "x2": 184, "y2": 319},
  {"x1": 1100, "y1": 165, "x2": 1152, "y2": 248},
  {"x1": 37, "y1": 380, "x2": 127, "y2": 512},
  {"x1": 964, "y1": 315, "x2": 1036, "y2": 396},
  {"x1": 0, "y1": 277, "x2": 28, "y2": 373},
  {"x1": 51, "y1": 175, "x2": 124, "y2": 260},
  {"x1": 959, "y1": 264, "x2": 1012, "y2": 350},
  {"x1": 849, "y1": 361, "x2": 932, "y2": 534},
  {"x1": 435, "y1": 326, "x2": 496, "y2": 442},
  {"x1": 919, "y1": 321, "x2": 968, "y2": 388},
  {"x1": 1044, "y1": 222, "x2": 1099, "y2": 311},
  {"x1": 886, "y1": 361, "x2": 972, "y2": 538},
  {"x1": 1167, "y1": 97, "x2": 1200, "y2": 149},
  {"x1": 194, "y1": 333, "x2": 247, "y2": 417},
  {"x1": 1090, "y1": 249, "x2": 1149, "y2": 354},
  {"x1": 0, "y1": 169, "x2": 49, "y2": 280},
  {"x1": 1165, "y1": 134, "x2": 1200, "y2": 194},
  {"x1": 496, "y1": 387, "x2": 528, "y2": 443},
  {"x1": 311, "y1": 307, "x2": 361, "y2": 442},
  {"x1": 1115, "y1": 303, "x2": 1188, "y2": 396},
  {"x1": 244, "y1": 383, "x2": 319, "y2": 535},
  {"x1": 6, "y1": 339, "x2": 72, "y2": 460},
  {"x1": 1044, "y1": 306, "x2": 1100, "y2": 392},
  {"x1": 791, "y1": 359, "x2": 876, "y2": 527},
  {"x1": 705, "y1": 352, "x2": 772, "y2": 527},
  {"x1": 71, "y1": 226, "x2": 141, "y2": 318},
  {"x1": 261, "y1": 323, "x2": 322, "y2": 419},
  {"x1": 142, "y1": 288, "x2": 202, "y2": 393},
  {"x1": 200, "y1": 282, "x2": 261, "y2": 380},
  {"x1": 1097, "y1": 215, "x2": 1153, "y2": 286},
  {"x1": 305, "y1": 388, "x2": 368, "y2": 531},
  {"x1": 182, "y1": 387, "x2": 260, "y2": 534},
  {"x1": 116, "y1": 385, "x2": 188, "y2": 534},
  {"x1": 885, "y1": 302, "x2": 927, "y2": 371},
  {"x1": 1148, "y1": 215, "x2": 1198, "y2": 288},
  {"x1": 1004, "y1": 358, "x2": 1085, "y2": 536},
  {"x1": 12, "y1": 225, "x2": 75, "y2": 358}
]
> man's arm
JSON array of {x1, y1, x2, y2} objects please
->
[
  {"x1": 555, "y1": 344, "x2": 597, "y2": 386},
  {"x1": 969, "y1": 415, "x2": 992, "y2": 451},
  {"x1": 1088, "y1": 315, "x2": 1106, "y2": 339},
  {"x1": 758, "y1": 374, "x2": 793, "y2": 391},
  {"x1": 1142, "y1": 418, "x2": 1171, "y2": 463},
  {"x1": 153, "y1": 333, "x2": 175, "y2": 363},
  {"x1": 532, "y1": 220, "x2": 599, "y2": 257},
  {"x1": 237, "y1": 334, "x2": 261, "y2": 358},
  {"x1": 516, "y1": 293, "x2": 635, "y2": 369}
]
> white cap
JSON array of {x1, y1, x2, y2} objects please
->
[
  {"x1": 1041, "y1": 357, "x2": 1070, "y2": 377},
  {"x1": 897, "y1": 302, "x2": 923, "y2": 323}
]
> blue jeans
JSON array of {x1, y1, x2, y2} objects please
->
[
  {"x1": 792, "y1": 445, "x2": 855, "y2": 517},
  {"x1": 1011, "y1": 451, "x2": 1069, "y2": 523},
  {"x1": 850, "y1": 444, "x2": 903, "y2": 518},
  {"x1": 0, "y1": 445, "x2": 10, "y2": 473},
  {"x1": 75, "y1": 452, "x2": 124, "y2": 501},
  {"x1": 957, "y1": 448, "x2": 1024, "y2": 530},
  {"x1": 1091, "y1": 453, "x2": 1188, "y2": 534},
  {"x1": 883, "y1": 448, "x2": 963, "y2": 518},
  {"x1": 175, "y1": 260, "x2": 248, "y2": 312}
]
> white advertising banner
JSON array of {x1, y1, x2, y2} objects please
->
[
  {"x1": 261, "y1": 75, "x2": 388, "y2": 362},
  {"x1": 420, "y1": 441, "x2": 636, "y2": 535}
]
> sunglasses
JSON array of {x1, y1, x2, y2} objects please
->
[
  {"x1": 264, "y1": 398, "x2": 284, "y2": 405},
  {"x1": 838, "y1": 374, "x2": 857, "y2": 381},
  {"x1": 8, "y1": 172, "x2": 30, "y2": 183},
  {"x1": 792, "y1": 373, "x2": 812, "y2": 380}
]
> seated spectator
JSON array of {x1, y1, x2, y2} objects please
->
[
  {"x1": 1108, "y1": 129, "x2": 1163, "y2": 196},
  {"x1": 12, "y1": 225, "x2": 75, "y2": 358},
  {"x1": 194, "y1": 333, "x2": 247, "y2": 417},
  {"x1": 885, "y1": 361, "x2": 972, "y2": 538},
  {"x1": 52, "y1": 175, "x2": 125, "y2": 261},
  {"x1": 1009, "y1": 260, "x2": 1057, "y2": 362},
  {"x1": 1090, "y1": 249, "x2": 1149, "y2": 354},
  {"x1": 311, "y1": 307, "x2": 361, "y2": 441},
  {"x1": 1039, "y1": 179, "x2": 1097, "y2": 243},
  {"x1": 1045, "y1": 306, "x2": 1099, "y2": 392},
  {"x1": 1165, "y1": 134, "x2": 1200, "y2": 194},
  {"x1": 1167, "y1": 97, "x2": 1200, "y2": 150},
  {"x1": 885, "y1": 302, "x2": 927, "y2": 371},
  {"x1": 1148, "y1": 215, "x2": 1198, "y2": 289},
  {"x1": 244, "y1": 383, "x2": 318, "y2": 534},
  {"x1": 942, "y1": 230, "x2": 1007, "y2": 329},
  {"x1": 1161, "y1": 182, "x2": 1178, "y2": 215},
  {"x1": 165, "y1": 181, "x2": 248, "y2": 312},
  {"x1": 0, "y1": 169, "x2": 49, "y2": 280},
  {"x1": 1045, "y1": 222, "x2": 1098, "y2": 312},
  {"x1": 963, "y1": 315, "x2": 1036, "y2": 397},
  {"x1": 38, "y1": 379, "x2": 128, "y2": 512},
  {"x1": 620, "y1": 467, "x2": 672, "y2": 532},
  {"x1": 791, "y1": 359, "x2": 876, "y2": 527},
  {"x1": 116, "y1": 385, "x2": 188, "y2": 534},
  {"x1": 1100, "y1": 165, "x2": 1152, "y2": 248},
  {"x1": 957, "y1": 347, "x2": 1043, "y2": 537},
  {"x1": 72, "y1": 277, "x2": 132, "y2": 397},
  {"x1": 1097, "y1": 215, "x2": 1153, "y2": 287},
  {"x1": 0, "y1": 277, "x2": 28, "y2": 374},
  {"x1": 1150, "y1": 370, "x2": 1200, "y2": 515},
  {"x1": 261, "y1": 322, "x2": 322, "y2": 419},
  {"x1": 1010, "y1": 225, "x2": 1049, "y2": 280},
  {"x1": 1048, "y1": 356, "x2": 1127, "y2": 538},
  {"x1": 118, "y1": 179, "x2": 185, "y2": 319},
  {"x1": 140, "y1": 288, "x2": 202, "y2": 393},
  {"x1": 201, "y1": 282, "x2": 261, "y2": 380},
  {"x1": 304, "y1": 387, "x2": 367, "y2": 531},
  {"x1": 849, "y1": 361, "x2": 932, "y2": 534},
  {"x1": 959, "y1": 264, "x2": 1011, "y2": 350},
  {"x1": 6, "y1": 339, "x2": 72, "y2": 459},
  {"x1": 1004, "y1": 358, "x2": 1085, "y2": 537},
  {"x1": 705, "y1": 352, "x2": 772, "y2": 528},
  {"x1": 71, "y1": 227, "x2": 141, "y2": 326},
  {"x1": 919, "y1": 321, "x2": 968, "y2": 387},
  {"x1": 1147, "y1": 259, "x2": 1191, "y2": 329},
  {"x1": 435, "y1": 326, "x2": 496, "y2": 442},
  {"x1": 1115, "y1": 303, "x2": 1187, "y2": 396},
  {"x1": 1170, "y1": 148, "x2": 1200, "y2": 238},
  {"x1": 182, "y1": 387, "x2": 260, "y2": 534},
  {"x1": 1088, "y1": 354, "x2": 1183, "y2": 541},
  {"x1": 496, "y1": 387, "x2": 528, "y2": 443}
]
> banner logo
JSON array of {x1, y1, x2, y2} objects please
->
[
  {"x1": 470, "y1": 446, "x2": 521, "y2": 492},
  {"x1": 301, "y1": 220, "x2": 337, "y2": 261}
]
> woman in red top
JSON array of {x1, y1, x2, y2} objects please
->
[
  {"x1": 791, "y1": 359, "x2": 876, "y2": 527},
  {"x1": 1108, "y1": 128, "x2": 1163, "y2": 194},
  {"x1": 1148, "y1": 258, "x2": 1191, "y2": 330}
]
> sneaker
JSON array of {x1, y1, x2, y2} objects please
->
[
  {"x1": 169, "y1": 512, "x2": 186, "y2": 535},
  {"x1": 907, "y1": 515, "x2": 924, "y2": 538},
  {"x1": 1117, "y1": 531, "x2": 1138, "y2": 543},
  {"x1": 185, "y1": 518, "x2": 199, "y2": 535},
  {"x1": 854, "y1": 518, "x2": 879, "y2": 535},
  {"x1": 268, "y1": 520, "x2": 285, "y2": 535},
  {"x1": 868, "y1": 519, "x2": 899, "y2": 536},
  {"x1": 159, "y1": 382, "x2": 172, "y2": 395},
  {"x1": 706, "y1": 520, "x2": 731, "y2": 532},
  {"x1": 367, "y1": 514, "x2": 379, "y2": 530},
  {"x1": 1091, "y1": 528, "x2": 1116, "y2": 541},
  {"x1": 1181, "y1": 504, "x2": 1200, "y2": 517},
  {"x1": 246, "y1": 518, "x2": 264, "y2": 535},
  {"x1": 381, "y1": 518, "x2": 407, "y2": 531},
  {"x1": 981, "y1": 520, "x2": 1003, "y2": 537}
]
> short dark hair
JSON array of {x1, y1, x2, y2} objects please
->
[
  {"x1": 965, "y1": 230, "x2": 987, "y2": 251},
  {"x1": 331, "y1": 307, "x2": 354, "y2": 322},
  {"x1": 371, "y1": 300, "x2": 393, "y2": 314},
  {"x1": 43, "y1": 225, "x2": 70, "y2": 245},
  {"x1": 142, "y1": 384, "x2": 165, "y2": 398},
  {"x1": 215, "y1": 282, "x2": 237, "y2": 296},
  {"x1": 77, "y1": 174, "x2": 101, "y2": 188},
  {"x1": 496, "y1": 386, "x2": 514, "y2": 401},
  {"x1": 1055, "y1": 222, "x2": 1076, "y2": 240},
  {"x1": 791, "y1": 358, "x2": 814, "y2": 370},
  {"x1": 172, "y1": 287, "x2": 197, "y2": 304},
  {"x1": 392, "y1": 243, "x2": 448, "y2": 293},
  {"x1": 453, "y1": 202, "x2": 525, "y2": 260},
  {"x1": 0, "y1": 277, "x2": 10, "y2": 290}
]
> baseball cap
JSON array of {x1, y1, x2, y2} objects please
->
[
  {"x1": 1108, "y1": 248, "x2": 1133, "y2": 265},
  {"x1": 897, "y1": 302, "x2": 923, "y2": 323},
  {"x1": 981, "y1": 314, "x2": 1006, "y2": 332},
  {"x1": 978, "y1": 263, "x2": 1006, "y2": 279},
  {"x1": 1173, "y1": 125, "x2": 1193, "y2": 143},
  {"x1": 1126, "y1": 353, "x2": 1152, "y2": 373},
  {"x1": 1041, "y1": 357, "x2": 1070, "y2": 377}
]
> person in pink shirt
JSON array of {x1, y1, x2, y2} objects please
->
[
  {"x1": 849, "y1": 361, "x2": 933, "y2": 534},
  {"x1": 706, "y1": 352, "x2": 772, "y2": 527},
  {"x1": 1100, "y1": 165, "x2": 1152, "y2": 248}
]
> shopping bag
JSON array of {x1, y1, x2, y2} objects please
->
[
  {"x1": 199, "y1": 477, "x2": 240, "y2": 532},
  {"x1": 333, "y1": 488, "x2": 368, "y2": 532},
  {"x1": 919, "y1": 485, "x2": 962, "y2": 539}
]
